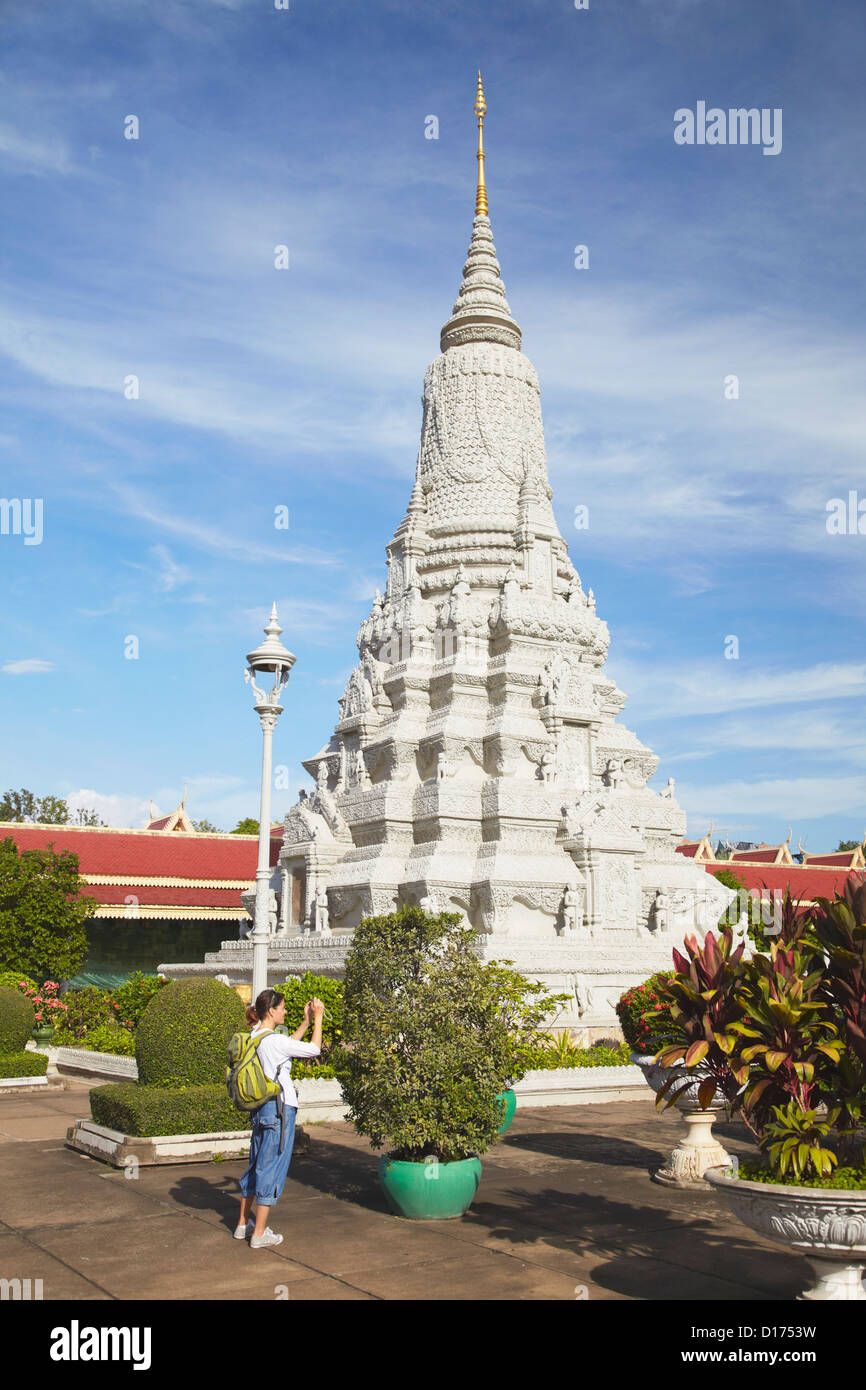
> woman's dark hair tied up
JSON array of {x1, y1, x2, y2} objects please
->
[{"x1": 251, "y1": 988, "x2": 284, "y2": 1022}]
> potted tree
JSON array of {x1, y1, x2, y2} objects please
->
[
  {"x1": 337, "y1": 906, "x2": 522, "y2": 1218},
  {"x1": 669, "y1": 880, "x2": 866, "y2": 1300}
]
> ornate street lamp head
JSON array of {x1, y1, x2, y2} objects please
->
[{"x1": 245, "y1": 603, "x2": 296, "y2": 707}]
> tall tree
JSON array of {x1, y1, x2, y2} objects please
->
[
  {"x1": 838, "y1": 839, "x2": 860, "y2": 853},
  {"x1": 231, "y1": 818, "x2": 259, "y2": 836},
  {"x1": 0, "y1": 789, "x2": 42, "y2": 822},
  {"x1": 0, "y1": 790, "x2": 104, "y2": 826},
  {"x1": 193, "y1": 819, "x2": 221, "y2": 833},
  {"x1": 0, "y1": 838, "x2": 94, "y2": 980}
]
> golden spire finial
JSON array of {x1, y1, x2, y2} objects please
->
[{"x1": 474, "y1": 70, "x2": 488, "y2": 217}]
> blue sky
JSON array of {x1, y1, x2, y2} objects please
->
[{"x1": 1, "y1": 0, "x2": 864, "y2": 848}]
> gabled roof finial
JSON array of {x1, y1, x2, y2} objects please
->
[{"x1": 475, "y1": 70, "x2": 488, "y2": 216}]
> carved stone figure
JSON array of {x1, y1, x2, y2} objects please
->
[
  {"x1": 562, "y1": 882, "x2": 583, "y2": 934},
  {"x1": 315, "y1": 886, "x2": 330, "y2": 935},
  {"x1": 573, "y1": 973, "x2": 594, "y2": 1018},
  {"x1": 660, "y1": 777, "x2": 675, "y2": 799},
  {"x1": 603, "y1": 756, "x2": 622, "y2": 789},
  {"x1": 653, "y1": 888, "x2": 671, "y2": 935},
  {"x1": 540, "y1": 746, "x2": 557, "y2": 784}
]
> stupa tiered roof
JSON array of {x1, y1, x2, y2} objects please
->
[{"x1": 161, "y1": 76, "x2": 735, "y2": 1024}]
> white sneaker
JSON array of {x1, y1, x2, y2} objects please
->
[
  {"x1": 234, "y1": 1219, "x2": 255, "y2": 1240},
  {"x1": 250, "y1": 1227, "x2": 283, "y2": 1249}
]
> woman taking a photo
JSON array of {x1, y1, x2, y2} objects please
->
[{"x1": 235, "y1": 988, "x2": 324, "y2": 1249}]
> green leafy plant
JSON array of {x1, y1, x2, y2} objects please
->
[
  {"x1": 135, "y1": 977, "x2": 246, "y2": 1087},
  {"x1": 275, "y1": 973, "x2": 344, "y2": 1068},
  {"x1": 515, "y1": 1037, "x2": 632, "y2": 1070},
  {"x1": 0, "y1": 970, "x2": 37, "y2": 992},
  {"x1": 615, "y1": 971, "x2": 677, "y2": 1054},
  {"x1": 479, "y1": 960, "x2": 571, "y2": 1082},
  {"x1": 61, "y1": 986, "x2": 114, "y2": 1039},
  {"x1": 111, "y1": 972, "x2": 168, "y2": 1030},
  {"x1": 0, "y1": 984, "x2": 35, "y2": 1052},
  {"x1": 0, "y1": 837, "x2": 94, "y2": 979},
  {"x1": 336, "y1": 907, "x2": 515, "y2": 1163},
  {"x1": 761, "y1": 1101, "x2": 840, "y2": 1181},
  {"x1": 53, "y1": 1023, "x2": 136, "y2": 1055}
]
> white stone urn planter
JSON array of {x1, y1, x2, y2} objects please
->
[
  {"x1": 705, "y1": 1165, "x2": 866, "y2": 1301},
  {"x1": 631, "y1": 1051, "x2": 732, "y2": 1190}
]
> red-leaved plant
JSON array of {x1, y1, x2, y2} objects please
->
[{"x1": 653, "y1": 926, "x2": 746, "y2": 1110}]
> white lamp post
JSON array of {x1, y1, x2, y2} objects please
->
[{"x1": 245, "y1": 604, "x2": 296, "y2": 1001}]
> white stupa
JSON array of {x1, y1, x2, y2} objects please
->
[{"x1": 163, "y1": 76, "x2": 731, "y2": 1027}]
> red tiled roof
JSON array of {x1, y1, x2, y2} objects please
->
[
  {"x1": 86, "y1": 883, "x2": 245, "y2": 908},
  {"x1": 0, "y1": 824, "x2": 282, "y2": 879},
  {"x1": 729, "y1": 848, "x2": 785, "y2": 864},
  {"x1": 700, "y1": 861, "x2": 861, "y2": 902},
  {"x1": 678, "y1": 842, "x2": 700, "y2": 858},
  {"x1": 803, "y1": 852, "x2": 861, "y2": 868}
]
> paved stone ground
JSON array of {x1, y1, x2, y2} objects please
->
[{"x1": 0, "y1": 1086, "x2": 807, "y2": 1301}]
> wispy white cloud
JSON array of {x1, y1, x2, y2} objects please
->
[
  {"x1": 2, "y1": 658, "x2": 55, "y2": 675},
  {"x1": 0, "y1": 123, "x2": 79, "y2": 176},
  {"x1": 680, "y1": 775, "x2": 866, "y2": 824},
  {"x1": 110, "y1": 486, "x2": 341, "y2": 568},
  {"x1": 612, "y1": 657, "x2": 866, "y2": 721}
]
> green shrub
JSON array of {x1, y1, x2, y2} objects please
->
[
  {"x1": 338, "y1": 907, "x2": 515, "y2": 1162},
  {"x1": 275, "y1": 973, "x2": 343, "y2": 1063},
  {"x1": 515, "y1": 1038, "x2": 633, "y2": 1070},
  {"x1": 291, "y1": 1058, "x2": 338, "y2": 1081},
  {"x1": 615, "y1": 972, "x2": 676, "y2": 1054},
  {"x1": 62, "y1": 986, "x2": 113, "y2": 1039},
  {"x1": 135, "y1": 977, "x2": 246, "y2": 1087},
  {"x1": 0, "y1": 985, "x2": 35, "y2": 1052},
  {"x1": 0, "y1": 970, "x2": 37, "y2": 993},
  {"x1": 0, "y1": 1050, "x2": 48, "y2": 1078},
  {"x1": 739, "y1": 1161, "x2": 866, "y2": 1190},
  {"x1": 90, "y1": 1082, "x2": 252, "y2": 1136},
  {"x1": 479, "y1": 961, "x2": 572, "y2": 1083},
  {"x1": 53, "y1": 1023, "x2": 136, "y2": 1055},
  {"x1": 111, "y1": 972, "x2": 168, "y2": 1029}
]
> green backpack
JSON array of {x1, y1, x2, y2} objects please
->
[{"x1": 226, "y1": 1029, "x2": 284, "y2": 1113}]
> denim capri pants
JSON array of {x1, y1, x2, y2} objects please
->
[{"x1": 238, "y1": 1099, "x2": 297, "y2": 1206}]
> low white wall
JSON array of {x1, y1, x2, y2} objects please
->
[{"x1": 52, "y1": 1047, "x2": 648, "y2": 1116}]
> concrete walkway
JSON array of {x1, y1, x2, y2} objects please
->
[{"x1": 0, "y1": 1087, "x2": 806, "y2": 1301}]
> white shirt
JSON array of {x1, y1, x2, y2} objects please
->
[{"x1": 250, "y1": 1025, "x2": 321, "y2": 1110}]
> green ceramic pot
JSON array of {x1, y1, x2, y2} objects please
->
[
  {"x1": 32, "y1": 1025, "x2": 55, "y2": 1043},
  {"x1": 378, "y1": 1154, "x2": 482, "y2": 1219},
  {"x1": 496, "y1": 1088, "x2": 517, "y2": 1135}
]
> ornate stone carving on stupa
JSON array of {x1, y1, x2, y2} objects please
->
[{"x1": 171, "y1": 75, "x2": 732, "y2": 1025}]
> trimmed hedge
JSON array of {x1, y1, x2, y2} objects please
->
[
  {"x1": 135, "y1": 977, "x2": 246, "y2": 1087},
  {"x1": 0, "y1": 985, "x2": 35, "y2": 1052},
  {"x1": 0, "y1": 1050, "x2": 48, "y2": 1078},
  {"x1": 53, "y1": 1024, "x2": 136, "y2": 1055},
  {"x1": 90, "y1": 1082, "x2": 252, "y2": 1137}
]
